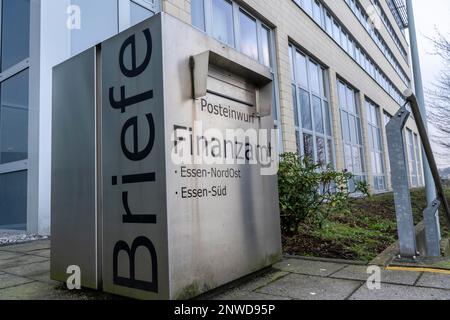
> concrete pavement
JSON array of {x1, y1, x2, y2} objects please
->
[
  {"x1": 0, "y1": 239, "x2": 115, "y2": 300},
  {"x1": 1, "y1": 240, "x2": 450, "y2": 300}
]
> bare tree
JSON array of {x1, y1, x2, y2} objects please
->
[{"x1": 427, "y1": 32, "x2": 450, "y2": 149}]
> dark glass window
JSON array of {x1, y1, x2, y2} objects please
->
[
  {"x1": 0, "y1": 70, "x2": 29, "y2": 164},
  {"x1": 0, "y1": 170, "x2": 27, "y2": 230},
  {"x1": 1, "y1": 0, "x2": 30, "y2": 71}
]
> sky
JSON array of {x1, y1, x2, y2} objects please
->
[{"x1": 410, "y1": 0, "x2": 450, "y2": 168}]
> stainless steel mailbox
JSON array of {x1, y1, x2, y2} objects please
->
[{"x1": 51, "y1": 13, "x2": 281, "y2": 300}]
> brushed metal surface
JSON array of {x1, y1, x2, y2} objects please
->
[
  {"x1": 101, "y1": 15, "x2": 170, "y2": 300},
  {"x1": 52, "y1": 13, "x2": 282, "y2": 300},
  {"x1": 161, "y1": 14, "x2": 281, "y2": 299},
  {"x1": 386, "y1": 107, "x2": 417, "y2": 258},
  {"x1": 51, "y1": 47, "x2": 98, "y2": 289}
]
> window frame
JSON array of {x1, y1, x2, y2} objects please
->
[
  {"x1": 414, "y1": 133, "x2": 424, "y2": 187},
  {"x1": 191, "y1": 0, "x2": 283, "y2": 152},
  {"x1": 365, "y1": 98, "x2": 386, "y2": 192},
  {"x1": 406, "y1": 130, "x2": 424, "y2": 188},
  {"x1": 291, "y1": 0, "x2": 407, "y2": 108},
  {"x1": 343, "y1": 0, "x2": 410, "y2": 87},
  {"x1": 290, "y1": 44, "x2": 335, "y2": 168},
  {"x1": 338, "y1": 79, "x2": 367, "y2": 184},
  {"x1": 193, "y1": 0, "x2": 273, "y2": 67},
  {"x1": 131, "y1": 0, "x2": 160, "y2": 13},
  {"x1": 406, "y1": 128, "x2": 419, "y2": 188},
  {"x1": 238, "y1": 8, "x2": 259, "y2": 61}
]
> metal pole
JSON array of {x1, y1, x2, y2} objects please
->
[
  {"x1": 406, "y1": 0, "x2": 437, "y2": 205},
  {"x1": 406, "y1": 0, "x2": 441, "y2": 254}
]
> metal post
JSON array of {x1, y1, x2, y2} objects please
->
[
  {"x1": 406, "y1": 0, "x2": 441, "y2": 256},
  {"x1": 423, "y1": 200, "x2": 441, "y2": 257},
  {"x1": 387, "y1": 106, "x2": 417, "y2": 259},
  {"x1": 406, "y1": 0, "x2": 437, "y2": 207}
]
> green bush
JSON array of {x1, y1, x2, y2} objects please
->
[{"x1": 278, "y1": 153, "x2": 368, "y2": 234}]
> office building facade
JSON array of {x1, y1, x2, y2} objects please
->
[{"x1": 0, "y1": 0, "x2": 424, "y2": 234}]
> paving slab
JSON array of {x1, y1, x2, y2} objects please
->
[
  {"x1": 0, "y1": 273, "x2": 35, "y2": 289},
  {"x1": 27, "y1": 249, "x2": 50, "y2": 258},
  {"x1": 349, "y1": 283, "x2": 450, "y2": 300},
  {"x1": 211, "y1": 290, "x2": 291, "y2": 300},
  {"x1": 0, "y1": 281, "x2": 119, "y2": 300},
  {"x1": 0, "y1": 240, "x2": 50, "y2": 253},
  {"x1": 27, "y1": 272, "x2": 60, "y2": 286},
  {"x1": 416, "y1": 273, "x2": 450, "y2": 290},
  {"x1": 256, "y1": 273, "x2": 362, "y2": 300},
  {"x1": 0, "y1": 282, "x2": 76, "y2": 300},
  {"x1": 0, "y1": 251, "x2": 24, "y2": 261},
  {"x1": 234, "y1": 270, "x2": 290, "y2": 292},
  {"x1": 2, "y1": 260, "x2": 50, "y2": 277},
  {"x1": 273, "y1": 259, "x2": 347, "y2": 277},
  {"x1": 330, "y1": 265, "x2": 421, "y2": 286},
  {"x1": 0, "y1": 254, "x2": 48, "y2": 269}
]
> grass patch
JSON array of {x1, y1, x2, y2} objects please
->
[{"x1": 282, "y1": 187, "x2": 450, "y2": 262}]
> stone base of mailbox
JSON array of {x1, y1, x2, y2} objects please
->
[{"x1": 51, "y1": 13, "x2": 282, "y2": 300}]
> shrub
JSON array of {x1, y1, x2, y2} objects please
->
[{"x1": 278, "y1": 153, "x2": 369, "y2": 235}]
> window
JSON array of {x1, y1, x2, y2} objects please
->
[
  {"x1": 260, "y1": 26, "x2": 271, "y2": 68},
  {"x1": 303, "y1": 0, "x2": 313, "y2": 16},
  {"x1": 191, "y1": 0, "x2": 282, "y2": 149},
  {"x1": 130, "y1": 0, "x2": 156, "y2": 25},
  {"x1": 70, "y1": 0, "x2": 160, "y2": 56},
  {"x1": 192, "y1": 0, "x2": 206, "y2": 31},
  {"x1": 372, "y1": 0, "x2": 408, "y2": 59},
  {"x1": 332, "y1": 20, "x2": 341, "y2": 43},
  {"x1": 348, "y1": 39, "x2": 355, "y2": 59},
  {"x1": 291, "y1": 0, "x2": 407, "y2": 107},
  {"x1": 0, "y1": 170, "x2": 27, "y2": 230},
  {"x1": 309, "y1": 62, "x2": 320, "y2": 94},
  {"x1": 239, "y1": 10, "x2": 258, "y2": 60},
  {"x1": 69, "y1": 0, "x2": 117, "y2": 56},
  {"x1": 338, "y1": 80, "x2": 366, "y2": 186},
  {"x1": 0, "y1": 70, "x2": 29, "y2": 164},
  {"x1": 0, "y1": 0, "x2": 30, "y2": 230},
  {"x1": 343, "y1": 0, "x2": 410, "y2": 87},
  {"x1": 383, "y1": 111, "x2": 392, "y2": 179},
  {"x1": 312, "y1": 1, "x2": 322, "y2": 25},
  {"x1": 290, "y1": 45, "x2": 334, "y2": 168},
  {"x1": 340, "y1": 31, "x2": 348, "y2": 52},
  {"x1": 407, "y1": 129, "x2": 419, "y2": 188},
  {"x1": 366, "y1": 99, "x2": 386, "y2": 192},
  {"x1": 1, "y1": 0, "x2": 30, "y2": 71},
  {"x1": 414, "y1": 134, "x2": 423, "y2": 187},
  {"x1": 325, "y1": 13, "x2": 332, "y2": 36},
  {"x1": 193, "y1": 0, "x2": 272, "y2": 67},
  {"x1": 212, "y1": 0, "x2": 234, "y2": 47}
]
